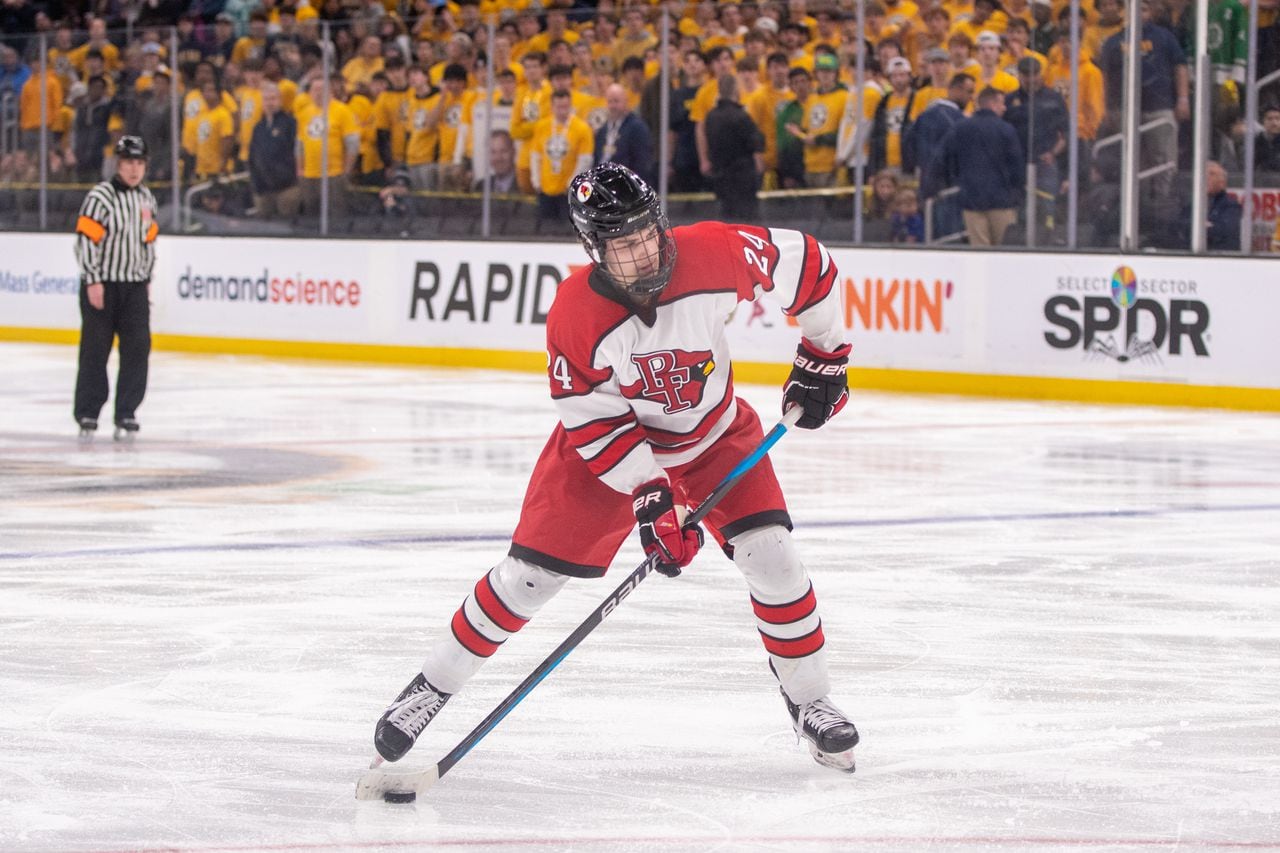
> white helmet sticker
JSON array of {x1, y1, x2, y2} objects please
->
[{"x1": 576, "y1": 182, "x2": 593, "y2": 203}]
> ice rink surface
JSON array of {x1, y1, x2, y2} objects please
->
[{"x1": 1, "y1": 341, "x2": 1278, "y2": 853}]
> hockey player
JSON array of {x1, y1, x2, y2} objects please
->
[{"x1": 374, "y1": 163, "x2": 859, "y2": 773}]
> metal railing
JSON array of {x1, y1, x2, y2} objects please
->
[
  {"x1": 0, "y1": 91, "x2": 16, "y2": 164},
  {"x1": 1092, "y1": 113, "x2": 1179, "y2": 181},
  {"x1": 183, "y1": 172, "x2": 249, "y2": 233},
  {"x1": 923, "y1": 187, "x2": 966, "y2": 246}
]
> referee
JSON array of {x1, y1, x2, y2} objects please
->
[{"x1": 73, "y1": 135, "x2": 159, "y2": 442}]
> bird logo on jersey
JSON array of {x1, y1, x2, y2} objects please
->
[{"x1": 624, "y1": 350, "x2": 715, "y2": 414}]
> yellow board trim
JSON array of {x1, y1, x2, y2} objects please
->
[{"x1": 3, "y1": 327, "x2": 1278, "y2": 412}]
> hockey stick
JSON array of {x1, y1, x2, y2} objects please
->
[{"x1": 356, "y1": 405, "x2": 804, "y2": 800}]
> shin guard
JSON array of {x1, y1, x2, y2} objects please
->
[
  {"x1": 421, "y1": 556, "x2": 569, "y2": 694},
  {"x1": 731, "y1": 524, "x2": 831, "y2": 704}
]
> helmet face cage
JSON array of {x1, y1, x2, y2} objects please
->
[
  {"x1": 578, "y1": 206, "x2": 677, "y2": 298},
  {"x1": 570, "y1": 165, "x2": 677, "y2": 299}
]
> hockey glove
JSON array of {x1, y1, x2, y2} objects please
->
[
  {"x1": 783, "y1": 339, "x2": 852, "y2": 430},
  {"x1": 632, "y1": 479, "x2": 704, "y2": 578}
]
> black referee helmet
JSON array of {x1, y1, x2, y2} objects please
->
[{"x1": 115, "y1": 135, "x2": 148, "y2": 160}]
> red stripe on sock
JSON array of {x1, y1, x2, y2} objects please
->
[
  {"x1": 759, "y1": 624, "x2": 825, "y2": 659},
  {"x1": 451, "y1": 609, "x2": 501, "y2": 657},
  {"x1": 475, "y1": 574, "x2": 529, "y2": 634},
  {"x1": 751, "y1": 585, "x2": 817, "y2": 625}
]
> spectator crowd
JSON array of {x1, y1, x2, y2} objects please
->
[{"x1": 3, "y1": 0, "x2": 1280, "y2": 248}]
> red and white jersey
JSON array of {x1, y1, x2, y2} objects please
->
[{"x1": 545, "y1": 220, "x2": 847, "y2": 495}]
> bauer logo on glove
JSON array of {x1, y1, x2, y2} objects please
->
[
  {"x1": 783, "y1": 339, "x2": 852, "y2": 430},
  {"x1": 631, "y1": 479, "x2": 704, "y2": 577}
]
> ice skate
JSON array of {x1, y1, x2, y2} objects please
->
[
  {"x1": 781, "y1": 688, "x2": 859, "y2": 772},
  {"x1": 77, "y1": 417, "x2": 97, "y2": 442},
  {"x1": 113, "y1": 417, "x2": 139, "y2": 442},
  {"x1": 374, "y1": 672, "x2": 452, "y2": 762}
]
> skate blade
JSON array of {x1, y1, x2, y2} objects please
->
[
  {"x1": 354, "y1": 758, "x2": 440, "y2": 800},
  {"x1": 808, "y1": 742, "x2": 856, "y2": 773},
  {"x1": 113, "y1": 430, "x2": 137, "y2": 443}
]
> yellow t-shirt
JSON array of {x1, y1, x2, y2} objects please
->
[
  {"x1": 511, "y1": 80, "x2": 551, "y2": 169},
  {"x1": 882, "y1": 0, "x2": 921, "y2": 36},
  {"x1": 875, "y1": 89, "x2": 913, "y2": 169},
  {"x1": 405, "y1": 91, "x2": 439, "y2": 167},
  {"x1": 54, "y1": 104, "x2": 74, "y2": 143},
  {"x1": 523, "y1": 29, "x2": 580, "y2": 56},
  {"x1": 578, "y1": 92, "x2": 609, "y2": 135},
  {"x1": 298, "y1": 100, "x2": 359, "y2": 178},
  {"x1": 68, "y1": 41, "x2": 121, "y2": 75},
  {"x1": 911, "y1": 84, "x2": 947, "y2": 120},
  {"x1": 789, "y1": 51, "x2": 816, "y2": 74},
  {"x1": 184, "y1": 89, "x2": 236, "y2": 123},
  {"x1": 689, "y1": 78, "x2": 719, "y2": 124},
  {"x1": 951, "y1": 14, "x2": 1009, "y2": 41},
  {"x1": 436, "y1": 89, "x2": 477, "y2": 165},
  {"x1": 977, "y1": 67, "x2": 1021, "y2": 94},
  {"x1": 341, "y1": 56, "x2": 385, "y2": 89},
  {"x1": 236, "y1": 85, "x2": 264, "y2": 161},
  {"x1": 531, "y1": 114, "x2": 593, "y2": 196},
  {"x1": 1000, "y1": 49, "x2": 1048, "y2": 77},
  {"x1": 186, "y1": 103, "x2": 234, "y2": 177},
  {"x1": 429, "y1": 63, "x2": 479, "y2": 89},
  {"x1": 611, "y1": 33, "x2": 657, "y2": 69},
  {"x1": 231, "y1": 36, "x2": 267, "y2": 66},
  {"x1": 803, "y1": 87, "x2": 848, "y2": 174},
  {"x1": 47, "y1": 47, "x2": 78, "y2": 94},
  {"x1": 745, "y1": 82, "x2": 793, "y2": 170},
  {"x1": 348, "y1": 93, "x2": 382, "y2": 174},
  {"x1": 276, "y1": 79, "x2": 299, "y2": 113},
  {"x1": 19, "y1": 73, "x2": 63, "y2": 131},
  {"x1": 374, "y1": 88, "x2": 412, "y2": 163}
]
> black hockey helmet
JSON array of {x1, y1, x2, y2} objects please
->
[
  {"x1": 115, "y1": 135, "x2": 148, "y2": 160},
  {"x1": 568, "y1": 163, "x2": 677, "y2": 299}
]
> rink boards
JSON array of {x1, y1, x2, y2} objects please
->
[{"x1": 1, "y1": 231, "x2": 1277, "y2": 411}]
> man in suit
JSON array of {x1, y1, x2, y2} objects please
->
[{"x1": 593, "y1": 83, "x2": 653, "y2": 183}]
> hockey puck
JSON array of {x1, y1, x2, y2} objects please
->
[{"x1": 383, "y1": 790, "x2": 416, "y2": 804}]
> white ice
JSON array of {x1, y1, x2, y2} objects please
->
[{"x1": 1, "y1": 341, "x2": 1279, "y2": 853}]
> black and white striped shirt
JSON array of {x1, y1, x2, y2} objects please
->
[{"x1": 74, "y1": 177, "x2": 159, "y2": 284}]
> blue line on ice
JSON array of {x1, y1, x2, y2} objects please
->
[{"x1": 3, "y1": 502, "x2": 1279, "y2": 562}]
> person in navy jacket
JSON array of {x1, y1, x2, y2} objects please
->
[{"x1": 927, "y1": 86, "x2": 1025, "y2": 246}]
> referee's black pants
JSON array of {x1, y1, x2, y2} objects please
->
[{"x1": 74, "y1": 280, "x2": 151, "y2": 426}]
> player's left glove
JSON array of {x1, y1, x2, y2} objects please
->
[
  {"x1": 783, "y1": 339, "x2": 852, "y2": 430},
  {"x1": 632, "y1": 479, "x2": 704, "y2": 578}
]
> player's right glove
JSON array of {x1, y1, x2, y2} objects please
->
[
  {"x1": 632, "y1": 479, "x2": 704, "y2": 578},
  {"x1": 783, "y1": 339, "x2": 852, "y2": 430}
]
